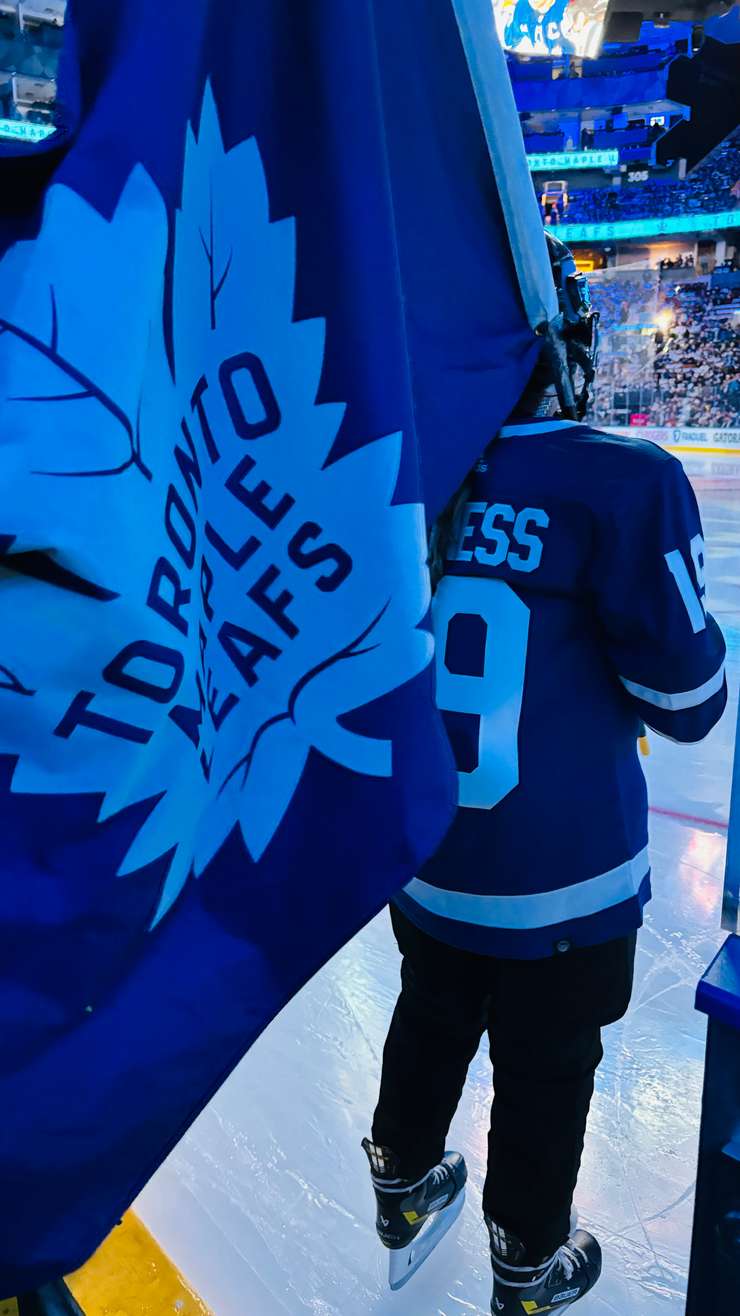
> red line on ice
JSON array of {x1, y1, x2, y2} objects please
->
[{"x1": 649, "y1": 804, "x2": 728, "y2": 831}]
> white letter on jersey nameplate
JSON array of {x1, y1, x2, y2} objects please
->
[
  {"x1": 510, "y1": 508, "x2": 550, "y2": 573},
  {"x1": 470, "y1": 503, "x2": 549, "y2": 574},
  {"x1": 452, "y1": 502, "x2": 486, "y2": 562},
  {"x1": 475, "y1": 504, "x2": 514, "y2": 567}
]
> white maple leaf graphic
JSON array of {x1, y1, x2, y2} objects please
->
[{"x1": 0, "y1": 84, "x2": 432, "y2": 923}]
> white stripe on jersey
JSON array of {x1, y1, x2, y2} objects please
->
[
  {"x1": 620, "y1": 659, "x2": 726, "y2": 712},
  {"x1": 498, "y1": 420, "x2": 583, "y2": 437},
  {"x1": 403, "y1": 847, "x2": 650, "y2": 930}
]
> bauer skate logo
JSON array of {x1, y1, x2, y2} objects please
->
[
  {"x1": 552, "y1": 1289, "x2": 580, "y2": 1303},
  {"x1": 0, "y1": 83, "x2": 431, "y2": 925},
  {"x1": 522, "y1": 1301, "x2": 576, "y2": 1314}
]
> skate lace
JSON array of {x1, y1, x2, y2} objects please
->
[
  {"x1": 430, "y1": 1166, "x2": 447, "y2": 1188},
  {"x1": 493, "y1": 1240, "x2": 587, "y2": 1291},
  {"x1": 557, "y1": 1243, "x2": 587, "y2": 1283}
]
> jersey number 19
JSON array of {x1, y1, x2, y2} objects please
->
[{"x1": 433, "y1": 576, "x2": 530, "y2": 811}]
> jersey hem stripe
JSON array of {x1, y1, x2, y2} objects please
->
[
  {"x1": 402, "y1": 846, "x2": 650, "y2": 930},
  {"x1": 620, "y1": 659, "x2": 726, "y2": 711}
]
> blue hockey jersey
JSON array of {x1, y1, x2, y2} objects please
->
[{"x1": 395, "y1": 419, "x2": 728, "y2": 958}]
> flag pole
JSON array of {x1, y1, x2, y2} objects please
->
[
  {"x1": 450, "y1": 0, "x2": 557, "y2": 330},
  {"x1": 450, "y1": 0, "x2": 576, "y2": 412}
]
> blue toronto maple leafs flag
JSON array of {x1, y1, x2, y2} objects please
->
[{"x1": 0, "y1": 0, "x2": 538, "y2": 1291}]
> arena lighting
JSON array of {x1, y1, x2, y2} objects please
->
[
  {"x1": 655, "y1": 307, "x2": 675, "y2": 332},
  {"x1": 527, "y1": 148, "x2": 620, "y2": 172},
  {"x1": 0, "y1": 118, "x2": 56, "y2": 143},
  {"x1": 559, "y1": 209, "x2": 740, "y2": 242}
]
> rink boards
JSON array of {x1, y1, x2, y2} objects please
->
[{"x1": 604, "y1": 425, "x2": 740, "y2": 455}]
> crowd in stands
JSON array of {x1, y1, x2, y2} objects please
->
[
  {"x1": 578, "y1": 43, "x2": 682, "y2": 76},
  {"x1": 651, "y1": 284, "x2": 740, "y2": 427},
  {"x1": 589, "y1": 270, "x2": 658, "y2": 427},
  {"x1": 562, "y1": 129, "x2": 740, "y2": 225},
  {"x1": 525, "y1": 118, "x2": 666, "y2": 159},
  {"x1": 542, "y1": 190, "x2": 569, "y2": 225},
  {"x1": 658, "y1": 253, "x2": 694, "y2": 271},
  {"x1": 589, "y1": 271, "x2": 740, "y2": 429},
  {"x1": 511, "y1": 40, "x2": 685, "y2": 80},
  {"x1": 0, "y1": 2, "x2": 64, "y2": 122},
  {"x1": 592, "y1": 268, "x2": 657, "y2": 327},
  {"x1": 581, "y1": 121, "x2": 662, "y2": 151}
]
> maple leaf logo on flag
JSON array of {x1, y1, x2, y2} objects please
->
[{"x1": 0, "y1": 85, "x2": 432, "y2": 923}]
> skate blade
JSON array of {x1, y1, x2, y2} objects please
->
[{"x1": 388, "y1": 1188, "x2": 466, "y2": 1291}]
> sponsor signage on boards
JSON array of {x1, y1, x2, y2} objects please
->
[{"x1": 606, "y1": 426, "x2": 740, "y2": 449}]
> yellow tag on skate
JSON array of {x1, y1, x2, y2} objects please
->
[
  {"x1": 402, "y1": 1209, "x2": 424, "y2": 1224},
  {"x1": 521, "y1": 1302, "x2": 554, "y2": 1314},
  {"x1": 0, "y1": 1302, "x2": 19, "y2": 1316}
]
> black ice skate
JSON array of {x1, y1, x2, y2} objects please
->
[
  {"x1": 362, "y1": 1138, "x2": 467, "y2": 1290},
  {"x1": 486, "y1": 1216, "x2": 602, "y2": 1314}
]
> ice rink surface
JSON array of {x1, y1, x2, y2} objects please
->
[{"x1": 137, "y1": 451, "x2": 740, "y2": 1316}]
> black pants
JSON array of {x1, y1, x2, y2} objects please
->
[{"x1": 372, "y1": 905, "x2": 636, "y2": 1260}]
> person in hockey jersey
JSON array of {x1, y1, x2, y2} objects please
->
[{"x1": 362, "y1": 233, "x2": 728, "y2": 1313}]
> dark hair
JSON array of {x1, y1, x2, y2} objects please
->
[
  {"x1": 515, "y1": 343, "x2": 556, "y2": 416},
  {"x1": 428, "y1": 470, "x2": 476, "y2": 591},
  {"x1": 428, "y1": 346, "x2": 556, "y2": 590}
]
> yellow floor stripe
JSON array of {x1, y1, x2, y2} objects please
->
[
  {"x1": 66, "y1": 1212, "x2": 212, "y2": 1316},
  {"x1": 664, "y1": 445, "x2": 740, "y2": 456}
]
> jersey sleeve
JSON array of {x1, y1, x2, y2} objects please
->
[{"x1": 589, "y1": 451, "x2": 727, "y2": 743}]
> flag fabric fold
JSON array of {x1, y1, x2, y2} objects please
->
[{"x1": 0, "y1": 0, "x2": 538, "y2": 1292}]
